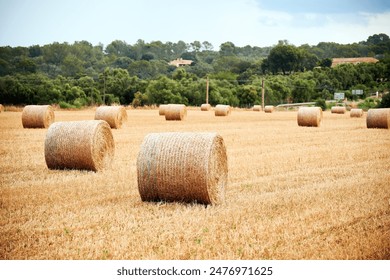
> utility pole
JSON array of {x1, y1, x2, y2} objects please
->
[
  {"x1": 206, "y1": 76, "x2": 209, "y2": 104},
  {"x1": 261, "y1": 78, "x2": 265, "y2": 110},
  {"x1": 103, "y1": 71, "x2": 106, "y2": 105}
]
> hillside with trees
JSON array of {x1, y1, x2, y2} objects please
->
[{"x1": 1, "y1": 33, "x2": 389, "y2": 108}]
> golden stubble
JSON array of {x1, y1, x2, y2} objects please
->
[{"x1": 1, "y1": 109, "x2": 389, "y2": 260}]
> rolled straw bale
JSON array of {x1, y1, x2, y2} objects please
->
[
  {"x1": 264, "y1": 105, "x2": 274, "y2": 113},
  {"x1": 215, "y1": 104, "x2": 231, "y2": 116},
  {"x1": 253, "y1": 105, "x2": 262, "y2": 111},
  {"x1": 137, "y1": 132, "x2": 228, "y2": 205},
  {"x1": 0, "y1": 104, "x2": 4, "y2": 113},
  {"x1": 165, "y1": 104, "x2": 187, "y2": 121},
  {"x1": 94, "y1": 105, "x2": 127, "y2": 129},
  {"x1": 201, "y1": 103, "x2": 211, "y2": 111},
  {"x1": 366, "y1": 108, "x2": 390, "y2": 129},
  {"x1": 297, "y1": 107, "x2": 322, "y2": 127},
  {"x1": 22, "y1": 105, "x2": 55, "y2": 128},
  {"x1": 159, "y1": 104, "x2": 169, "y2": 116},
  {"x1": 45, "y1": 120, "x2": 114, "y2": 171},
  {"x1": 350, "y1": 108, "x2": 363, "y2": 118},
  {"x1": 331, "y1": 106, "x2": 346, "y2": 114}
]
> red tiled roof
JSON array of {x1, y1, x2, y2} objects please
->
[{"x1": 331, "y1": 57, "x2": 378, "y2": 67}]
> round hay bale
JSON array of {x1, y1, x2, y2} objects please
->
[
  {"x1": 22, "y1": 105, "x2": 55, "y2": 128},
  {"x1": 366, "y1": 108, "x2": 390, "y2": 129},
  {"x1": 264, "y1": 105, "x2": 274, "y2": 113},
  {"x1": 253, "y1": 105, "x2": 262, "y2": 111},
  {"x1": 297, "y1": 107, "x2": 322, "y2": 127},
  {"x1": 200, "y1": 103, "x2": 211, "y2": 111},
  {"x1": 137, "y1": 132, "x2": 228, "y2": 205},
  {"x1": 350, "y1": 108, "x2": 363, "y2": 118},
  {"x1": 159, "y1": 104, "x2": 169, "y2": 116},
  {"x1": 94, "y1": 105, "x2": 127, "y2": 129},
  {"x1": 0, "y1": 104, "x2": 4, "y2": 113},
  {"x1": 331, "y1": 106, "x2": 346, "y2": 114},
  {"x1": 215, "y1": 104, "x2": 231, "y2": 116},
  {"x1": 164, "y1": 104, "x2": 187, "y2": 121},
  {"x1": 45, "y1": 120, "x2": 115, "y2": 172}
]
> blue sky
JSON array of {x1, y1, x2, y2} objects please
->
[{"x1": 1, "y1": 0, "x2": 389, "y2": 48}]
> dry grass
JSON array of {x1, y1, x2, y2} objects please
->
[{"x1": 1, "y1": 108, "x2": 389, "y2": 260}]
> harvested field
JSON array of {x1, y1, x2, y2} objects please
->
[{"x1": 1, "y1": 108, "x2": 389, "y2": 260}]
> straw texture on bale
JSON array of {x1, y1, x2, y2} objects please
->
[
  {"x1": 253, "y1": 105, "x2": 262, "y2": 111},
  {"x1": 366, "y1": 108, "x2": 390, "y2": 129},
  {"x1": 165, "y1": 104, "x2": 187, "y2": 121},
  {"x1": 297, "y1": 107, "x2": 323, "y2": 127},
  {"x1": 331, "y1": 106, "x2": 346, "y2": 114},
  {"x1": 22, "y1": 105, "x2": 55, "y2": 128},
  {"x1": 94, "y1": 105, "x2": 127, "y2": 129},
  {"x1": 264, "y1": 105, "x2": 274, "y2": 113},
  {"x1": 45, "y1": 120, "x2": 114, "y2": 171},
  {"x1": 0, "y1": 104, "x2": 4, "y2": 113},
  {"x1": 201, "y1": 103, "x2": 211, "y2": 111},
  {"x1": 215, "y1": 104, "x2": 231, "y2": 116},
  {"x1": 350, "y1": 108, "x2": 363, "y2": 118},
  {"x1": 159, "y1": 104, "x2": 169, "y2": 116},
  {"x1": 137, "y1": 132, "x2": 228, "y2": 205}
]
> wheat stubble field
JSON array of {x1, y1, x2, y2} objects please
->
[{"x1": 1, "y1": 108, "x2": 389, "y2": 260}]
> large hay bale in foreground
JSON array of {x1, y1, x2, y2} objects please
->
[
  {"x1": 201, "y1": 103, "x2": 211, "y2": 111},
  {"x1": 22, "y1": 105, "x2": 55, "y2": 128},
  {"x1": 95, "y1": 106, "x2": 127, "y2": 129},
  {"x1": 264, "y1": 105, "x2": 274, "y2": 113},
  {"x1": 0, "y1": 104, "x2": 4, "y2": 113},
  {"x1": 253, "y1": 105, "x2": 262, "y2": 111},
  {"x1": 215, "y1": 104, "x2": 231, "y2": 116},
  {"x1": 137, "y1": 132, "x2": 228, "y2": 205},
  {"x1": 331, "y1": 106, "x2": 346, "y2": 114},
  {"x1": 366, "y1": 108, "x2": 390, "y2": 129},
  {"x1": 45, "y1": 120, "x2": 115, "y2": 171},
  {"x1": 159, "y1": 104, "x2": 169, "y2": 116},
  {"x1": 165, "y1": 104, "x2": 187, "y2": 121},
  {"x1": 350, "y1": 108, "x2": 363, "y2": 118},
  {"x1": 297, "y1": 107, "x2": 322, "y2": 127}
]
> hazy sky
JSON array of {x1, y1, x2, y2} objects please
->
[{"x1": 1, "y1": 0, "x2": 390, "y2": 48}]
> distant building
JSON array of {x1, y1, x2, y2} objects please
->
[
  {"x1": 169, "y1": 58, "x2": 193, "y2": 67},
  {"x1": 331, "y1": 57, "x2": 379, "y2": 67}
]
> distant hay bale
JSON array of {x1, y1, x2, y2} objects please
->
[
  {"x1": 366, "y1": 108, "x2": 390, "y2": 129},
  {"x1": 264, "y1": 105, "x2": 274, "y2": 113},
  {"x1": 94, "y1": 105, "x2": 127, "y2": 129},
  {"x1": 165, "y1": 104, "x2": 187, "y2": 121},
  {"x1": 22, "y1": 105, "x2": 55, "y2": 128},
  {"x1": 331, "y1": 106, "x2": 346, "y2": 114},
  {"x1": 45, "y1": 120, "x2": 115, "y2": 172},
  {"x1": 0, "y1": 104, "x2": 4, "y2": 113},
  {"x1": 297, "y1": 107, "x2": 322, "y2": 127},
  {"x1": 137, "y1": 132, "x2": 228, "y2": 205},
  {"x1": 215, "y1": 104, "x2": 231, "y2": 116},
  {"x1": 253, "y1": 105, "x2": 262, "y2": 111},
  {"x1": 201, "y1": 103, "x2": 211, "y2": 111},
  {"x1": 350, "y1": 108, "x2": 363, "y2": 118},
  {"x1": 159, "y1": 104, "x2": 169, "y2": 116}
]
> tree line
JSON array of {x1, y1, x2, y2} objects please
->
[{"x1": 0, "y1": 33, "x2": 389, "y2": 108}]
